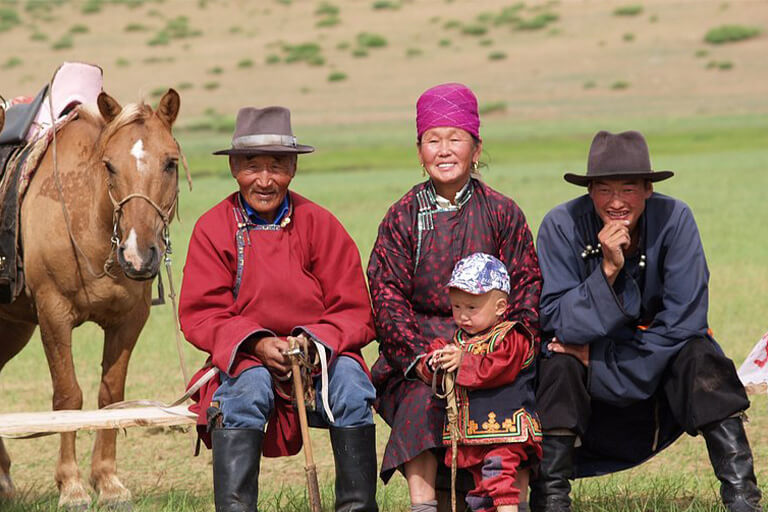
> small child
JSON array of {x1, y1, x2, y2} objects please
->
[{"x1": 421, "y1": 252, "x2": 542, "y2": 512}]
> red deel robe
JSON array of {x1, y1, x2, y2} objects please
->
[{"x1": 179, "y1": 191, "x2": 375, "y2": 456}]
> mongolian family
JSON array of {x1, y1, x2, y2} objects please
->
[{"x1": 178, "y1": 83, "x2": 763, "y2": 512}]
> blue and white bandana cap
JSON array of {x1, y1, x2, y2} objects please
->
[{"x1": 446, "y1": 252, "x2": 510, "y2": 295}]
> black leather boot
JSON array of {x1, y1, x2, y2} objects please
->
[
  {"x1": 702, "y1": 417, "x2": 763, "y2": 512},
  {"x1": 329, "y1": 425, "x2": 378, "y2": 512},
  {"x1": 530, "y1": 435, "x2": 576, "y2": 512},
  {"x1": 212, "y1": 428, "x2": 263, "y2": 512}
]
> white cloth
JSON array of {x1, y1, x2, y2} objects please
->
[{"x1": 737, "y1": 330, "x2": 768, "y2": 391}]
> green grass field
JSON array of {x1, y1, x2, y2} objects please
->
[{"x1": 1, "y1": 114, "x2": 767, "y2": 511}]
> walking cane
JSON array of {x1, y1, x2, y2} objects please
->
[{"x1": 285, "y1": 335, "x2": 322, "y2": 512}]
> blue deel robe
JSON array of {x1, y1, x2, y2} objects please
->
[{"x1": 536, "y1": 192, "x2": 720, "y2": 477}]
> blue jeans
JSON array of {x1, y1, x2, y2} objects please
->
[{"x1": 212, "y1": 355, "x2": 375, "y2": 429}]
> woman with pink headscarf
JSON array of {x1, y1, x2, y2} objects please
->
[{"x1": 367, "y1": 83, "x2": 543, "y2": 511}]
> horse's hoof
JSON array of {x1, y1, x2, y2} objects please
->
[
  {"x1": 0, "y1": 473, "x2": 15, "y2": 499},
  {"x1": 95, "y1": 474, "x2": 132, "y2": 509},
  {"x1": 57, "y1": 480, "x2": 92, "y2": 510},
  {"x1": 61, "y1": 504, "x2": 90, "y2": 512},
  {"x1": 101, "y1": 500, "x2": 133, "y2": 512}
]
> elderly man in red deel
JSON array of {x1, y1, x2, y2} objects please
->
[{"x1": 180, "y1": 106, "x2": 378, "y2": 512}]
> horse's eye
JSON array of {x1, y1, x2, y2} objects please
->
[
  {"x1": 104, "y1": 161, "x2": 117, "y2": 174},
  {"x1": 165, "y1": 160, "x2": 178, "y2": 173}
]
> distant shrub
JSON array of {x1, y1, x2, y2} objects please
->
[
  {"x1": 494, "y1": 4, "x2": 524, "y2": 25},
  {"x1": 148, "y1": 31, "x2": 170, "y2": 46},
  {"x1": 0, "y1": 8, "x2": 20, "y2": 24},
  {"x1": 707, "y1": 60, "x2": 734, "y2": 70},
  {"x1": 517, "y1": 12, "x2": 558, "y2": 30},
  {"x1": 694, "y1": 49, "x2": 709, "y2": 58},
  {"x1": 583, "y1": 80, "x2": 597, "y2": 89},
  {"x1": 282, "y1": 42, "x2": 325, "y2": 65},
  {"x1": 237, "y1": 58, "x2": 254, "y2": 68},
  {"x1": 25, "y1": 1, "x2": 64, "y2": 14},
  {"x1": 69, "y1": 24, "x2": 89, "y2": 34},
  {"x1": 336, "y1": 41, "x2": 350, "y2": 50},
  {"x1": 30, "y1": 31, "x2": 48, "y2": 42},
  {"x1": 203, "y1": 82, "x2": 220, "y2": 90},
  {"x1": 265, "y1": 54, "x2": 280, "y2": 64},
  {"x1": 52, "y1": 34, "x2": 74, "y2": 49},
  {"x1": 372, "y1": 1, "x2": 400, "y2": 9},
  {"x1": 124, "y1": 23, "x2": 149, "y2": 32},
  {"x1": 352, "y1": 47, "x2": 369, "y2": 57},
  {"x1": 462, "y1": 23, "x2": 487, "y2": 36},
  {"x1": 150, "y1": 87, "x2": 166, "y2": 98},
  {"x1": 613, "y1": 4, "x2": 643, "y2": 16},
  {"x1": 0, "y1": 7, "x2": 20, "y2": 32},
  {"x1": 438, "y1": 38, "x2": 451, "y2": 47},
  {"x1": 327, "y1": 71, "x2": 347, "y2": 82},
  {"x1": 316, "y1": 16, "x2": 340, "y2": 28},
  {"x1": 315, "y1": 2, "x2": 339, "y2": 16},
  {"x1": 143, "y1": 56, "x2": 175, "y2": 64},
  {"x1": 275, "y1": 0, "x2": 291, "y2": 4},
  {"x1": 405, "y1": 47, "x2": 422, "y2": 57},
  {"x1": 229, "y1": 25, "x2": 242, "y2": 34},
  {"x1": 488, "y1": 51, "x2": 507, "y2": 61},
  {"x1": 81, "y1": 0, "x2": 102, "y2": 14},
  {"x1": 429, "y1": 16, "x2": 440, "y2": 24},
  {"x1": 705, "y1": 25, "x2": 761, "y2": 44},
  {"x1": 177, "y1": 82, "x2": 193, "y2": 90},
  {"x1": 611, "y1": 80, "x2": 630, "y2": 90},
  {"x1": 208, "y1": 66, "x2": 223, "y2": 75},
  {"x1": 623, "y1": 32, "x2": 635, "y2": 42},
  {"x1": 443, "y1": 19, "x2": 460, "y2": 29},
  {"x1": 357, "y1": 32, "x2": 387, "y2": 48},
  {"x1": 476, "y1": 11, "x2": 494, "y2": 24},
  {"x1": 2, "y1": 56, "x2": 22, "y2": 69},
  {"x1": 165, "y1": 16, "x2": 202, "y2": 39},
  {"x1": 479, "y1": 101, "x2": 506, "y2": 115},
  {"x1": 649, "y1": 14, "x2": 658, "y2": 22},
  {"x1": 115, "y1": 57, "x2": 130, "y2": 67}
]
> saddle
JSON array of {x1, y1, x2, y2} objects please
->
[{"x1": 0, "y1": 61, "x2": 103, "y2": 303}]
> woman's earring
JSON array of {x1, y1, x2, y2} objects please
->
[
  {"x1": 472, "y1": 161, "x2": 479, "y2": 172},
  {"x1": 420, "y1": 163, "x2": 427, "y2": 177}
]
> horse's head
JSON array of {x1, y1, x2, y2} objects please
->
[{"x1": 96, "y1": 89, "x2": 180, "y2": 281}]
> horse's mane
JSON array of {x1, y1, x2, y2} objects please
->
[{"x1": 78, "y1": 102, "x2": 155, "y2": 156}]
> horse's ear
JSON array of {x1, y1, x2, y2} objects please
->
[
  {"x1": 98, "y1": 92, "x2": 122, "y2": 123},
  {"x1": 157, "y1": 89, "x2": 180, "y2": 127},
  {"x1": 0, "y1": 107, "x2": 4, "y2": 133}
]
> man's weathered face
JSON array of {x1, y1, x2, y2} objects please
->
[
  {"x1": 231, "y1": 153, "x2": 296, "y2": 223},
  {"x1": 588, "y1": 178, "x2": 653, "y2": 235}
]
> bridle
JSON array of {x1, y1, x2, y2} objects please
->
[{"x1": 104, "y1": 182, "x2": 178, "y2": 279}]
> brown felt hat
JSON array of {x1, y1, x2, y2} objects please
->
[
  {"x1": 213, "y1": 106, "x2": 314, "y2": 155},
  {"x1": 564, "y1": 130, "x2": 673, "y2": 186}
]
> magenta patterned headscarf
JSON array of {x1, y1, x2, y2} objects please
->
[{"x1": 416, "y1": 82, "x2": 480, "y2": 141}]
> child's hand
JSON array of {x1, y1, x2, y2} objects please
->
[{"x1": 436, "y1": 344, "x2": 463, "y2": 373}]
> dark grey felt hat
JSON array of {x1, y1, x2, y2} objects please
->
[
  {"x1": 564, "y1": 130, "x2": 673, "y2": 186},
  {"x1": 213, "y1": 106, "x2": 314, "y2": 155}
]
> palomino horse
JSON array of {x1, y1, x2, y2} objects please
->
[{"x1": 0, "y1": 89, "x2": 180, "y2": 508}]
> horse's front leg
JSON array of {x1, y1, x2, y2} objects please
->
[
  {"x1": 37, "y1": 297, "x2": 91, "y2": 510},
  {"x1": 0, "y1": 439, "x2": 14, "y2": 499},
  {"x1": 90, "y1": 302, "x2": 149, "y2": 508}
]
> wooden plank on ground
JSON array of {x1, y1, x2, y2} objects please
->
[{"x1": 0, "y1": 405, "x2": 196, "y2": 436}]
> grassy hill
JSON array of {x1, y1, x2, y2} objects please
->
[{"x1": 1, "y1": 0, "x2": 766, "y2": 126}]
